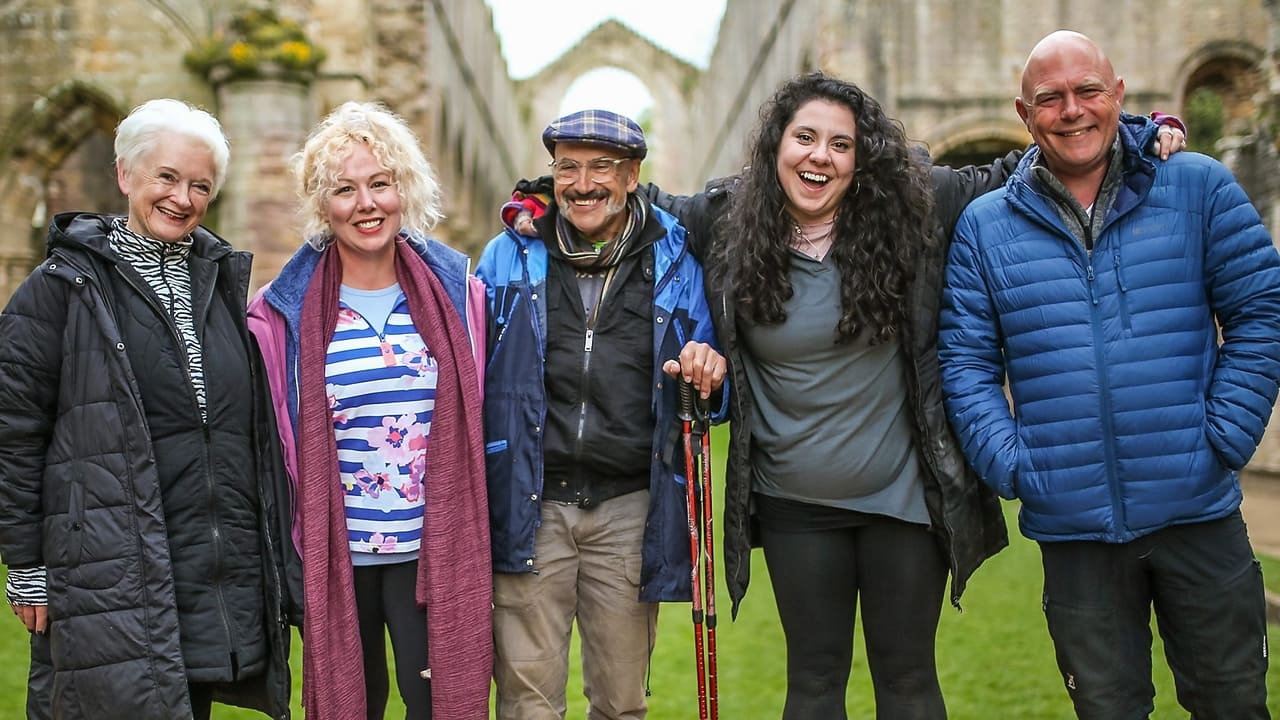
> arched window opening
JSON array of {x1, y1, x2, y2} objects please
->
[
  {"x1": 1184, "y1": 87, "x2": 1226, "y2": 158},
  {"x1": 44, "y1": 128, "x2": 127, "y2": 223},
  {"x1": 1183, "y1": 57, "x2": 1262, "y2": 159},
  {"x1": 934, "y1": 138, "x2": 1023, "y2": 172}
]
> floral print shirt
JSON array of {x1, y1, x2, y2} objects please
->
[{"x1": 327, "y1": 291, "x2": 437, "y2": 563}]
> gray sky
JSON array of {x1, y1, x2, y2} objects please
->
[{"x1": 485, "y1": 0, "x2": 727, "y2": 118}]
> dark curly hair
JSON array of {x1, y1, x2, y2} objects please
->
[{"x1": 716, "y1": 71, "x2": 935, "y2": 343}]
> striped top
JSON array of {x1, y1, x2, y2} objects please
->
[
  {"x1": 328, "y1": 288, "x2": 438, "y2": 563},
  {"x1": 109, "y1": 218, "x2": 207, "y2": 420},
  {"x1": 4, "y1": 566, "x2": 46, "y2": 605}
]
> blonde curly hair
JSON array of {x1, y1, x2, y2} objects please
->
[{"x1": 292, "y1": 101, "x2": 444, "y2": 249}]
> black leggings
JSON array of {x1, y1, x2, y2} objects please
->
[
  {"x1": 187, "y1": 682, "x2": 213, "y2": 720},
  {"x1": 760, "y1": 518, "x2": 948, "y2": 720},
  {"x1": 354, "y1": 561, "x2": 432, "y2": 720}
]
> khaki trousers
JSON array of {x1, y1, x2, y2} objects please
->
[{"x1": 493, "y1": 490, "x2": 659, "y2": 720}]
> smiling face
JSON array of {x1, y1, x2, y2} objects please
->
[
  {"x1": 325, "y1": 142, "x2": 403, "y2": 269},
  {"x1": 775, "y1": 99, "x2": 858, "y2": 226},
  {"x1": 1016, "y1": 32, "x2": 1124, "y2": 190},
  {"x1": 116, "y1": 132, "x2": 216, "y2": 243},
  {"x1": 551, "y1": 142, "x2": 639, "y2": 245}
]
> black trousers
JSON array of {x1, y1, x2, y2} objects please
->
[
  {"x1": 1039, "y1": 510, "x2": 1269, "y2": 720},
  {"x1": 354, "y1": 560, "x2": 432, "y2": 720},
  {"x1": 761, "y1": 517, "x2": 949, "y2": 720}
]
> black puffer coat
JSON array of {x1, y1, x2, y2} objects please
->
[
  {"x1": 647, "y1": 153, "x2": 1016, "y2": 616},
  {"x1": 0, "y1": 213, "x2": 291, "y2": 719}
]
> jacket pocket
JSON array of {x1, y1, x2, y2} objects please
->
[
  {"x1": 1001, "y1": 440, "x2": 1032, "y2": 501},
  {"x1": 65, "y1": 481, "x2": 84, "y2": 567}
]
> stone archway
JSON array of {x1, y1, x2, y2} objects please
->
[
  {"x1": 921, "y1": 115, "x2": 1029, "y2": 170},
  {"x1": 516, "y1": 20, "x2": 703, "y2": 193},
  {"x1": 1173, "y1": 39, "x2": 1274, "y2": 245},
  {"x1": 0, "y1": 80, "x2": 125, "y2": 299},
  {"x1": 919, "y1": 116, "x2": 1029, "y2": 169},
  {"x1": 1174, "y1": 40, "x2": 1266, "y2": 152}
]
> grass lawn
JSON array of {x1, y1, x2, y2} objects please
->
[
  {"x1": 1259, "y1": 552, "x2": 1280, "y2": 595},
  {"x1": 2, "y1": 428, "x2": 1277, "y2": 717}
]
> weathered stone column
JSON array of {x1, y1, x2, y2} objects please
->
[
  {"x1": 1245, "y1": 0, "x2": 1280, "y2": 476},
  {"x1": 183, "y1": 6, "x2": 326, "y2": 289},
  {"x1": 215, "y1": 77, "x2": 312, "y2": 289}
]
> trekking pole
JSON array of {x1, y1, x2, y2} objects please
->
[
  {"x1": 694, "y1": 393, "x2": 719, "y2": 720},
  {"x1": 678, "y1": 381, "x2": 709, "y2": 720}
]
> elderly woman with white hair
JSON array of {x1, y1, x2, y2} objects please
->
[
  {"x1": 0, "y1": 98, "x2": 292, "y2": 719},
  {"x1": 248, "y1": 101, "x2": 491, "y2": 720}
]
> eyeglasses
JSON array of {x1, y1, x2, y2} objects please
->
[{"x1": 548, "y1": 157, "x2": 628, "y2": 184}]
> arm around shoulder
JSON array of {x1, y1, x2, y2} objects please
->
[
  {"x1": 931, "y1": 150, "x2": 1022, "y2": 236},
  {"x1": 646, "y1": 176, "x2": 736, "y2": 261}
]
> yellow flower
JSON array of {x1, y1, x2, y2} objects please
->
[
  {"x1": 278, "y1": 41, "x2": 311, "y2": 66},
  {"x1": 184, "y1": 7, "x2": 325, "y2": 83},
  {"x1": 228, "y1": 41, "x2": 254, "y2": 64}
]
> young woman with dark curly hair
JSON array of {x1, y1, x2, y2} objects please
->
[
  {"x1": 695, "y1": 72, "x2": 997, "y2": 719},
  {"x1": 503, "y1": 71, "x2": 1184, "y2": 718}
]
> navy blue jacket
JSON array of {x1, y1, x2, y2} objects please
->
[
  {"x1": 477, "y1": 204, "x2": 724, "y2": 602},
  {"x1": 940, "y1": 119, "x2": 1280, "y2": 543}
]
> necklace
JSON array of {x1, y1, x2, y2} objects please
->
[{"x1": 791, "y1": 219, "x2": 834, "y2": 260}]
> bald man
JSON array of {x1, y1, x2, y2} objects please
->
[{"x1": 939, "y1": 30, "x2": 1278, "y2": 719}]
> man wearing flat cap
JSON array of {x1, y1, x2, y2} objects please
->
[{"x1": 477, "y1": 108, "x2": 727, "y2": 719}]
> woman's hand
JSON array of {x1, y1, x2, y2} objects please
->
[
  {"x1": 1154, "y1": 125, "x2": 1187, "y2": 160},
  {"x1": 12, "y1": 603, "x2": 46, "y2": 634},
  {"x1": 514, "y1": 210, "x2": 537, "y2": 237}
]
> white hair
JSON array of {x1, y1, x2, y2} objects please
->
[{"x1": 114, "y1": 99, "x2": 231, "y2": 198}]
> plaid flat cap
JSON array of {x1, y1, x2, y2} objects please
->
[{"x1": 542, "y1": 109, "x2": 647, "y2": 159}]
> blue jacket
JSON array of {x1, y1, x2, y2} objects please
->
[
  {"x1": 477, "y1": 204, "x2": 723, "y2": 602},
  {"x1": 939, "y1": 119, "x2": 1280, "y2": 543},
  {"x1": 254, "y1": 232, "x2": 472, "y2": 438}
]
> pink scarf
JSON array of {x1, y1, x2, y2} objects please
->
[{"x1": 296, "y1": 240, "x2": 492, "y2": 718}]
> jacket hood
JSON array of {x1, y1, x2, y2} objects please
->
[
  {"x1": 48, "y1": 212, "x2": 113, "y2": 258},
  {"x1": 1007, "y1": 112, "x2": 1159, "y2": 236},
  {"x1": 47, "y1": 211, "x2": 238, "y2": 265},
  {"x1": 1010, "y1": 112, "x2": 1159, "y2": 191},
  {"x1": 262, "y1": 229, "x2": 471, "y2": 328}
]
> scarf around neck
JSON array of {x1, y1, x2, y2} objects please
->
[
  {"x1": 554, "y1": 193, "x2": 647, "y2": 272},
  {"x1": 295, "y1": 238, "x2": 492, "y2": 719}
]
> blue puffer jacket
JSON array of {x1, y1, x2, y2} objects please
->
[
  {"x1": 939, "y1": 119, "x2": 1280, "y2": 543},
  {"x1": 476, "y1": 204, "x2": 724, "y2": 602}
]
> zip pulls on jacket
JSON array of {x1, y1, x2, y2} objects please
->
[
  {"x1": 571, "y1": 264, "x2": 621, "y2": 485},
  {"x1": 112, "y1": 266, "x2": 210, "y2": 426},
  {"x1": 567, "y1": 221, "x2": 689, "y2": 472},
  {"x1": 111, "y1": 263, "x2": 242, "y2": 665},
  {"x1": 340, "y1": 302, "x2": 403, "y2": 366},
  {"x1": 566, "y1": 226, "x2": 687, "y2": 503},
  {"x1": 1014, "y1": 178, "x2": 1133, "y2": 534}
]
